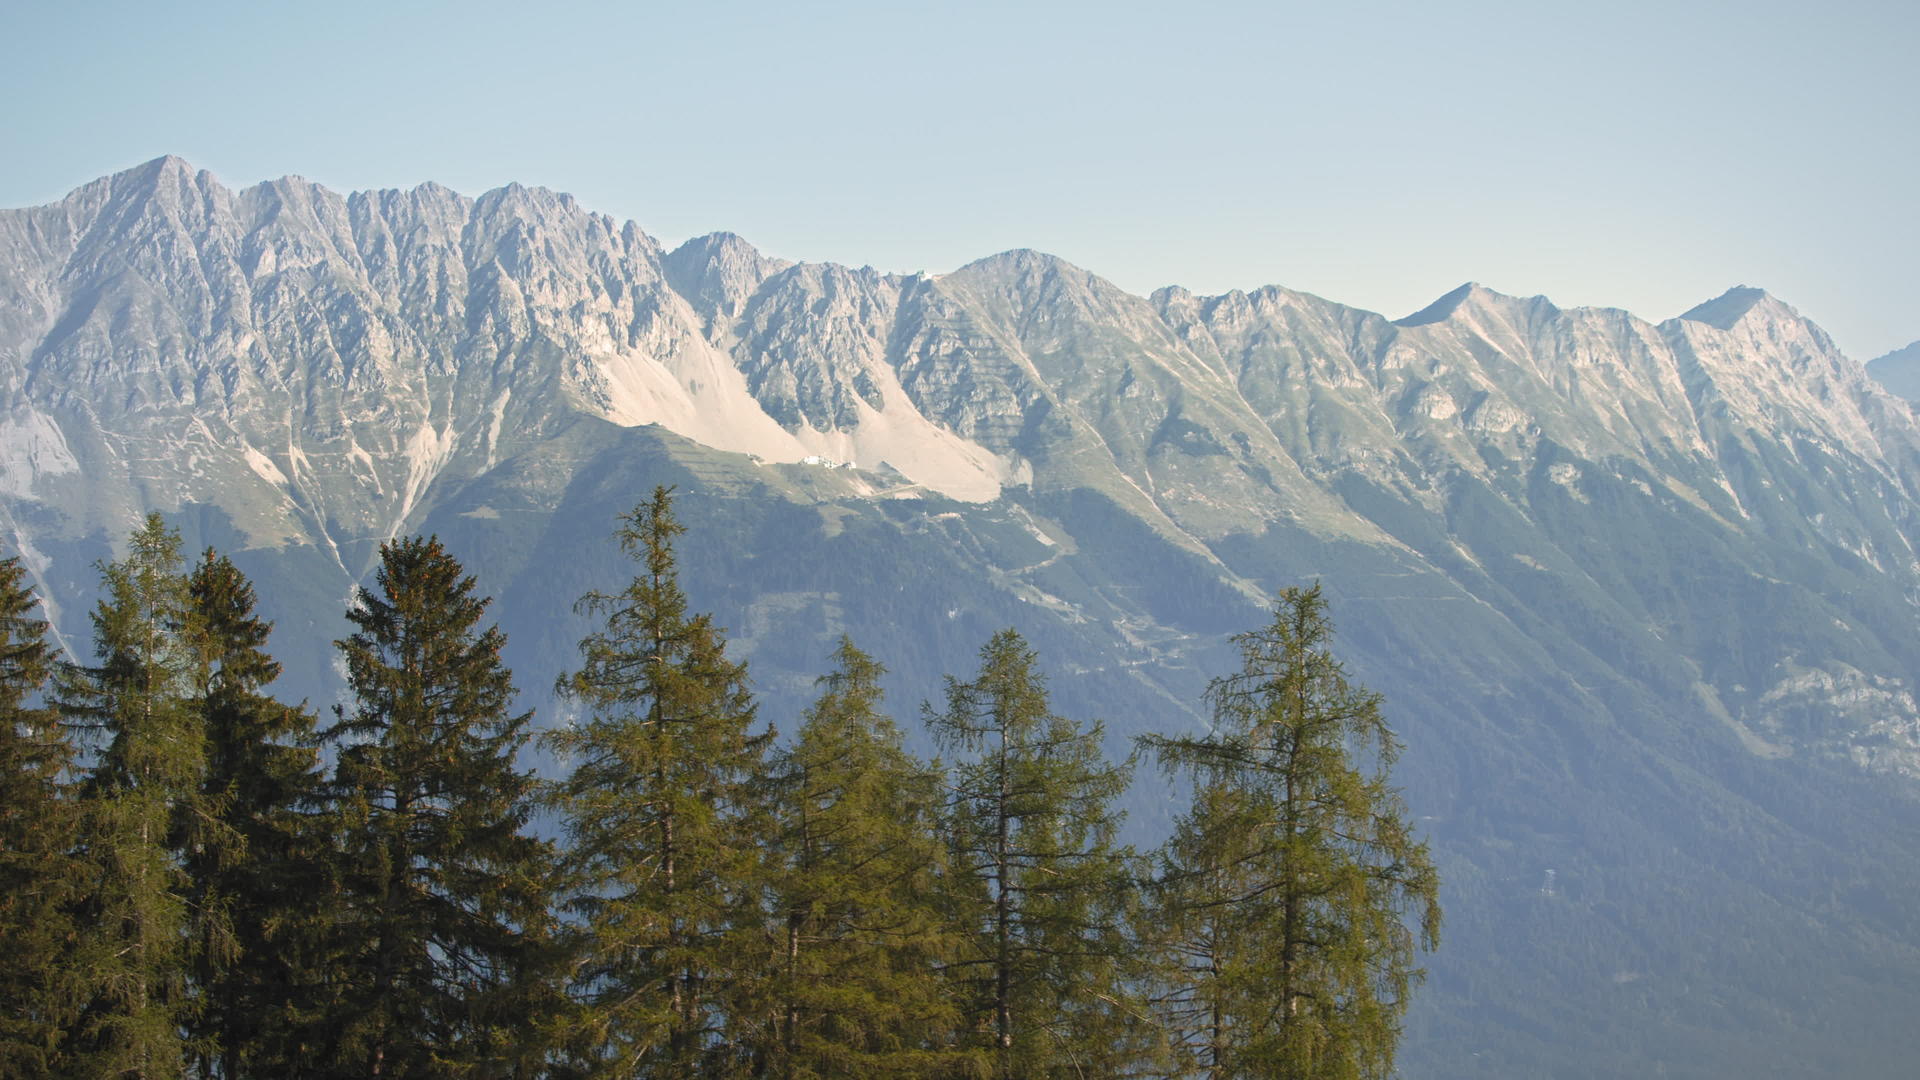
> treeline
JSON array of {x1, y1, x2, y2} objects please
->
[{"x1": 0, "y1": 488, "x2": 1439, "y2": 1080}]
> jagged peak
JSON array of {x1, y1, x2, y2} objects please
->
[
  {"x1": 1153, "y1": 281, "x2": 1363, "y2": 325},
  {"x1": 1394, "y1": 282, "x2": 1479, "y2": 327},
  {"x1": 471, "y1": 181, "x2": 582, "y2": 219},
  {"x1": 246, "y1": 173, "x2": 337, "y2": 209},
  {"x1": 1672, "y1": 287, "x2": 1845, "y2": 356},
  {"x1": 1681, "y1": 286, "x2": 1781, "y2": 328},
  {"x1": 954, "y1": 247, "x2": 1085, "y2": 277},
  {"x1": 27, "y1": 155, "x2": 227, "y2": 234},
  {"x1": 1394, "y1": 281, "x2": 1561, "y2": 328},
  {"x1": 409, "y1": 179, "x2": 464, "y2": 201},
  {"x1": 1242, "y1": 282, "x2": 1356, "y2": 312},
  {"x1": 134, "y1": 154, "x2": 196, "y2": 182},
  {"x1": 763, "y1": 259, "x2": 886, "y2": 289},
  {"x1": 341, "y1": 179, "x2": 474, "y2": 215},
  {"x1": 669, "y1": 230, "x2": 770, "y2": 263},
  {"x1": 663, "y1": 231, "x2": 794, "y2": 317},
  {"x1": 84, "y1": 154, "x2": 198, "y2": 190},
  {"x1": 949, "y1": 249, "x2": 1123, "y2": 303},
  {"x1": 53, "y1": 154, "x2": 209, "y2": 206}
]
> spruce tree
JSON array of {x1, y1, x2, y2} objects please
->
[
  {"x1": 927, "y1": 629, "x2": 1148, "y2": 1079},
  {"x1": 55, "y1": 513, "x2": 202, "y2": 1079},
  {"x1": 183, "y1": 549, "x2": 326, "y2": 1079},
  {"x1": 757, "y1": 637, "x2": 968, "y2": 1079},
  {"x1": 0, "y1": 556, "x2": 82, "y2": 1078},
  {"x1": 1141, "y1": 584, "x2": 1440, "y2": 1080},
  {"x1": 545, "y1": 486, "x2": 771, "y2": 1079},
  {"x1": 319, "y1": 535, "x2": 559, "y2": 1079}
]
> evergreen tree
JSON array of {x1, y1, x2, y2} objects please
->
[
  {"x1": 54, "y1": 513, "x2": 202, "y2": 1079},
  {"x1": 545, "y1": 486, "x2": 771, "y2": 1079},
  {"x1": 1141, "y1": 782, "x2": 1274, "y2": 1079},
  {"x1": 182, "y1": 549, "x2": 327, "y2": 1079},
  {"x1": 0, "y1": 556, "x2": 82, "y2": 1078},
  {"x1": 318, "y1": 535, "x2": 559, "y2": 1078},
  {"x1": 757, "y1": 637, "x2": 969, "y2": 1079},
  {"x1": 927, "y1": 629, "x2": 1149, "y2": 1079},
  {"x1": 1141, "y1": 584, "x2": 1440, "y2": 1080}
]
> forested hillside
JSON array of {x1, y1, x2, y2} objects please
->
[{"x1": 1, "y1": 499, "x2": 1436, "y2": 1078}]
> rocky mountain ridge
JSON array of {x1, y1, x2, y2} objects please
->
[{"x1": 8, "y1": 156, "x2": 1918, "y2": 770}]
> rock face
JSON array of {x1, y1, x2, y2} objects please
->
[{"x1": 9, "y1": 158, "x2": 1920, "y2": 1077}]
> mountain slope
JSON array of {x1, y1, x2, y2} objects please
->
[{"x1": 8, "y1": 159, "x2": 1920, "y2": 1077}]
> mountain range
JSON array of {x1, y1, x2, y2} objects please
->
[{"x1": 7, "y1": 156, "x2": 1920, "y2": 1077}]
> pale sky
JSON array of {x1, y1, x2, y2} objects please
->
[{"x1": 3, "y1": 0, "x2": 1914, "y2": 359}]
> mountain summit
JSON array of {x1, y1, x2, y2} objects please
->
[{"x1": 1679, "y1": 284, "x2": 1793, "y2": 330}]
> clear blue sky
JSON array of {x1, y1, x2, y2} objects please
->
[{"x1": 4, "y1": 0, "x2": 1914, "y2": 359}]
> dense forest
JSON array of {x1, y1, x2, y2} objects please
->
[{"x1": 0, "y1": 488, "x2": 1438, "y2": 1079}]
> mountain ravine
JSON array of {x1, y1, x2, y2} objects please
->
[{"x1": 8, "y1": 157, "x2": 1920, "y2": 1077}]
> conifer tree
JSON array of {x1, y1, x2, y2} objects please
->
[
  {"x1": 756, "y1": 637, "x2": 968, "y2": 1079},
  {"x1": 1141, "y1": 584, "x2": 1440, "y2": 1080},
  {"x1": 55, "y1": 513, "x2": 202, "y2": 1079},
  {"x1": 182, "y1": 549, "x2": 326, "y2": 1079},
  {"x1": 927, "y1": 629, "x2": 1149, "y2": 1079},
  {"x1": 545, "y1": 486, "x2": 771, "y2": 1079},
  {"x1": 0, "y1": 556, "x2": 82, "y2": 1078},
  {"x1": 319, "y1": 535, "x2": 559, "y2": 1079}
]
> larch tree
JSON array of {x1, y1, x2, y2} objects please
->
[
  {"x1": 758, "y1": 636, "x2": 969, "y2": 1079},
  {"x1": 544, "y1": 486, "x2": 772, "y2": 1079},
  {"x1": 1140, "y1": 584, "x2": 1440, "y2": 1080},
  {"x1": 318, "y1": 535, "x2": 560, "y2": 1079},
  {"x1": 927, "y1": 628, "x2": 1151, "y2": 1080},
  {"x1": 0, "y1": 555, "x2": 83, "y2": 1078},
  {"x1": 182, "y1": 549, "x2": 327, "y2": 1079},
  {"x1": 54, "y1": 513, "x2": 203, "y2": 1079}
]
